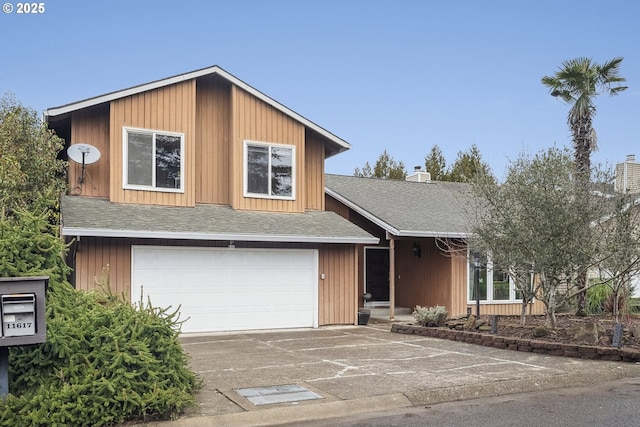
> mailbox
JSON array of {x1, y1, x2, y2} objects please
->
[
  {"x1": 2, "y1": 294, "x2": 36, "y2": 337},
  {"x1": 0, "y1": 277, "x2": 47, "y2": 347}
]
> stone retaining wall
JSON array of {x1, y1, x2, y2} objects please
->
[{"x1": 391, "y1": 324, "x2": 640, "y2": 363}]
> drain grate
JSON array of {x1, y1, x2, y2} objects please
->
[{"x1": 235, "y1": 384, "x2": 323, "y2": 406}]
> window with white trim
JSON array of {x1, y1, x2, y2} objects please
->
[
  {"x1": 244, "y1": 141, "x2": 294, "y2": 199},
  {"x1": 468, "y1": 252, "x2": 527, "y2": 303},
  {"x1": 123, "y1": 127, "x2": 184, "y2": 192}
]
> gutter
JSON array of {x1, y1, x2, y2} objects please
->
[{"x1": 61, "y1": 227, "x2": 379, "y2": 245}]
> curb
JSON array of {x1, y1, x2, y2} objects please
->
[
  {"x1": 138, "y1": 393, "x2": 412, "y2": 427},
  {"x1": 404, "y1": 364, "x2": 640, "y2": 406},
  {"x1": 137, "y1": 365, "x2": 640, "y2": 427}
]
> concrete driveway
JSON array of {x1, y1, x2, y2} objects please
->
[{"x1": 144, "y1": 321, "x2": 640, "y2": 427}]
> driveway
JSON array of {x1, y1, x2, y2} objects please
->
[{"x1": 146, "y1": 321, "x2": 640, "y2": 426}]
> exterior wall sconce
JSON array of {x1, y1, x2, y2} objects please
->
[{"x1": 412, "y1": 243, "x2": 421, "y2": 258}]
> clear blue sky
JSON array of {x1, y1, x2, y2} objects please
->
[{"x1": 2, "y1": 0, "x2": 639, "y2": 180}]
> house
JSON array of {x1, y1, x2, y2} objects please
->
[
  {"x1": 45, "y1": 65, "x2": 378, "y2": 333},
  {"x1": 325, "y1": 170, "x2": 546, "y2": 318},
  {"x1": 615, "y1": 154, "x2": 640, "y2": 193}
]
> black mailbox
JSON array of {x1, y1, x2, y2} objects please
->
[{"x1": 0, "y1": 277, "x2": 47, "y2": 347}]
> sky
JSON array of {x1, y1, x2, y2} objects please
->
[{"x1": 2, "y1": 0, "x2": 639, "y2": 181}]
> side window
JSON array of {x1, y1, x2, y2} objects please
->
[
  {"x1": 468, "y1": 251, "x2": 524, "y2": 303},
  {"x1": 123, "y1": 128, "x2": 184, "y2": 192},
  {"x1": 244, "y1": 141, "x2": 295, "y2": 199}
]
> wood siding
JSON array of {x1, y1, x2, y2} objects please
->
[
  {"x1": 62, "y1": 76, "x2": 334, "y2": 210},
  {"x1": 109, "y1": 80, "x2": 196, "y2": 206},
  {"x1": 394, "y1": 239, "x2": 452, "y2": 310},
  {"x1": 69, "y1": 105, "x2": 110, "y2": 197},
  {"x1": 318, "y1": 243, "x2": 358, "y2": 325},
  {"x1": 230, "y1": 85, "x2": 306, "y2": 213},
  {"x1": 195, "y1": 76, "x2": 231, "y2": 204},
  {"x1": 305, "y1": 131, "x2": 325, "y2": 210},
  {"x1": 73, "y1": 238, "x2": 358, "y2": 326},
  {"x1": 326, "y1": 198, "x2": 546, "y2": 317}
]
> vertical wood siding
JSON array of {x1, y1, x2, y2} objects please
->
[
  {"x1": 109, "y1": 80, "x2": 196, "y2": 206},
  {"x1": 448, "y1": 252, "x2": 469, "y2": 315},
  {"x1": 74, "y1": 237, "x2": 132, "y2": 296},
  {"x1": 394, "y1": 239, "x2": 452, "y2": 310},
  {"x1": 74, "y1": 238, "x2": 358, "y2": 326},
  {"x1": 318, "y1": 243, "x2": 357, "y2": 325},
  {"x1": 230, "y1": 86, "x2": 306, "y2": 213},
  {"x1": 304, "y1": 131, "x2": 325, "y2": 210},
  {"x1": 70, "y1": 106, "x2": 110, "y2": 197},
  {"x1": 195, "y1": 77, "x2": 231, "y2": 204}
]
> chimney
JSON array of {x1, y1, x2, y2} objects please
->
[{"x1": 406, "y1": 166, "x2": 431, "y2": 183}]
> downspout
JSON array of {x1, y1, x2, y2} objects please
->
[
  {"x1": 354, "y1": 244, "x2": 359, "y2": 325},
  {"x1": 387, "y1": 232, "x2": 396, "y2": 321}
]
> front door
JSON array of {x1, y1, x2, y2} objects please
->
[{"x1": 365, "y1": 247, "x2": 390, "y2": 306}]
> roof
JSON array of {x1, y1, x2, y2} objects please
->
[
  {"x1": 44, "y1": 65, "x2": 350, "y2": 158},
  {"x1": 325, "y1": 174, "x2": 475, "y2": 238},
  {"x1": 60, "y1": 196, "x2": 378, "y2": 245}
]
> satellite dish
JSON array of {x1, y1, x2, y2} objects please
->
[{"x1": 67, "y1": 143, "x2": 101, "y2": 183}]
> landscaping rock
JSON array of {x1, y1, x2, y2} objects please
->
[
  {"x1": 463, "y1": 315, "x2": 477, "y2": 331},
  {"x1": 629, "y1": 326, "x2": 640, "y2": 338},
  {"x1": 568, "y1": 322, "x2": 602, "y2": 345}
]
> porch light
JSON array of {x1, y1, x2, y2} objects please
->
[{"x1": 412, "y1": 243, "x2": 422, "y2": 258}]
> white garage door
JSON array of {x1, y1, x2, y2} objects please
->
[{"x1": 131, "y1": 246, "x2": 318, "y2": 333}]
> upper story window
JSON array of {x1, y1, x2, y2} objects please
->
[
  {"x1": 244, "y1": 141, "x2": 295, "y2": 200},
  {"x1": 123, "y1": 127, "x2": 184, "y2": 192}
]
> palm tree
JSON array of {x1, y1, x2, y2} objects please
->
[{"x1": 541, "y1": 57, "x2": 627, "y2": 315}]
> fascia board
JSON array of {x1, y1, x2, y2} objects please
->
[
  {"x1": 62, "y1": 227, "x2": 379, "y2": 245},
  {"x1": 395, "y1": 230, "x2": 472, "y2": 239},
  {"x1": 325, "y1": 189, "x2": 472, "y2": 239},
  {"x1": 325, "y1": 187, "x2": 400, "y2": 236},
  {"x1": 44, "y1": 65, "x2": 350, "y2": 154}
]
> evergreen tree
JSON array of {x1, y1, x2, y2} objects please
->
[
  {"x1": 424, "y1": 145, "x2": 447, "y2": 180},
  {"x1": 354, "y1": 150, "x2": 406, "y2": 180}
]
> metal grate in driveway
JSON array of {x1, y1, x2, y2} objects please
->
[{"x1": 235, "y1": 384, "x2": 323, "y2": 406}]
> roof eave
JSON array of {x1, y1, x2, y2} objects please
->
[
  {"x1": 325, "y1": 187, "x2": 400, "y2": 235},
  {"x1": 62, "y1": 227, "x2": 379, "y2": 245},
  {"x1": 395, "y1": 230, "x2": 472, "y2": 239},
  {"x1": 44, "y1": 65, "x2": 350, "y2": 154},
  {"x1": 326, "y1": 187, "x2": 472, "y2": 239}
]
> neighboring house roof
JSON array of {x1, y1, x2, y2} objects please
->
[
  {"x1": 44, "y1": 65, "x2": 350, "y2": 158},
  {"x1": 325, "y1": 174, "x2": 475, "y2": 238},
  {"x1": 60, "y1": 196, "x2": 378, "y2": 244}
]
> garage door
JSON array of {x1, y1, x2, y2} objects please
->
[{"x1": 131, "y1": 246, "x2": 318, "y2": 333}]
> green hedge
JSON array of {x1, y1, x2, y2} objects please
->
[{"x1": 0, "y1": 206, "x2": 201, "y2": 426}]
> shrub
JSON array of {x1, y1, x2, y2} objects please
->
[
  {"x1": 413, "y1": 305, "x2": 448, "y2": 327},
  {"x1": 0, "y1": 206, "x2": 201, "y2": 426},
  {"x1": 586, "y1": 284, "x2": 610, "y2": 315}
]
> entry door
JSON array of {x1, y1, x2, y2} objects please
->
[{"x1": 365, "y1": 247, "x2": 390, "y2": 306}]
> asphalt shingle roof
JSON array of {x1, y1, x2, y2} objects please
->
[
  {"x1": 325, "y1": 174, "x2": 475, "y2": 237},
  {"x1": 61, "y1": 196, "x2": 378, "y2": 244}
]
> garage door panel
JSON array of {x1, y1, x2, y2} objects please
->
[{"x1": 132, "y1": 246, "x2": 318, "y2": 333}]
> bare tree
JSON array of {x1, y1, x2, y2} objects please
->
[
  {"x1": 591, "y1": 192, "x2": 640, "y2": 322},
  {"x1": 470, "y1": 147, "x2": 597, "y2": 328}
]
